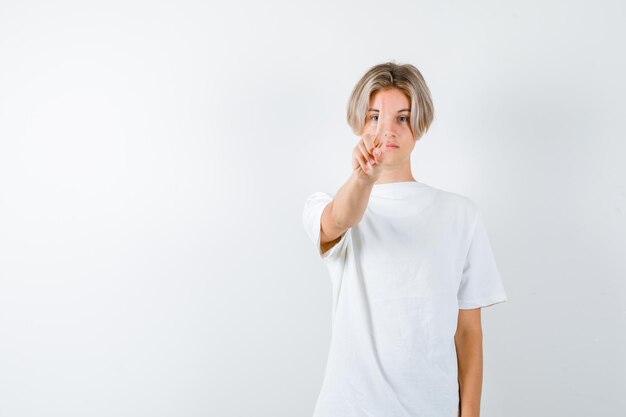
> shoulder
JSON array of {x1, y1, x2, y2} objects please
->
[
  {"x1": 427, "y1": 186, "x2": 479, "y2": 217},
  {"x1": 305, "y1": 191, "x2": 332, "y2": 200},
  {"x1": 303, "y1": 191, "x2": 333, "y2": 206}
]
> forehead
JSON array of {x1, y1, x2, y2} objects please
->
[{"x1": 368, "y1": 88, "x2": 410, "y2": 109}]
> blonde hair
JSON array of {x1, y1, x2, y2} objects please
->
[{"x1": 346, "y1": 61, "x2": 435, "y2": 141}]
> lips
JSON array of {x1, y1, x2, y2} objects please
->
[{"x1": 385, "y1": 144, "x2": 399, "y2": 148}]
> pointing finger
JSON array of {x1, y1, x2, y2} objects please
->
[{"x1": 373, "y1": 116, "x2": 382, "y2": 149}]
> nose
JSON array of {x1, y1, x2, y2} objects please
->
[{"x1": 377, "y1": 115, "x2": 397, "y2": 138}]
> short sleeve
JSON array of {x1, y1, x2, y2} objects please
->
[
  {"x1": 302, "y1": 191, "x2": 351, "y2": 262},
  {"x1": 457, "y1": 210, "x2": 508, "y2": 309}
]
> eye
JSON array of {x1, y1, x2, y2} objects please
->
[{"x1": 369, "y1": 115, "x2": 408, "y2": 122}]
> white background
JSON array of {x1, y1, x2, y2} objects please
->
[{"x1": 0, "y1": 1, "x2": 624, "y2": 416}]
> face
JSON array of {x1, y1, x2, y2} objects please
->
[{"x1": 363, "y1": 87, "x2": 415, "y2": 166}]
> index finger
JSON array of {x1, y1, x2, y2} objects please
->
[
  {"x1": 363, "y1": 120, "x2": 382, "y2": 154},
  {"x1": 373, "y1": 117, "x2": 382, "y2": 149}
]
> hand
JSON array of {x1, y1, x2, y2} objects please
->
[{"x1": 351, "y1": 123, "x2": 386, "y2": 183}]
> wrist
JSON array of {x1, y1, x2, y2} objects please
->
[{"x1": 351, "y1": 170, "x2": 376, "y2": 187}]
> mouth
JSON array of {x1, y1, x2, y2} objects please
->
[{"x1": 385, "y1": 144, "x2": 399, "y2": 149}]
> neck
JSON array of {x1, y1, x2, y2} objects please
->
[{"x1": 373, "y1": 167, "x2": 416, "y2": 185}]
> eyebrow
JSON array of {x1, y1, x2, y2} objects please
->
[{"x1": 367, "y1": 108, "x2": 411, "y2": 113}]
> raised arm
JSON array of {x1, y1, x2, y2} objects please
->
[
  {"x1": 320, "y1": 171, "x2": 373, "y2": 253},
  {"x1": 320, "y1": 133, "x2": 386, "y2": 254}
]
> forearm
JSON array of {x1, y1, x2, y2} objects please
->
[
  {"x1": 331, "y1": 170, "x2": 375, "y2": 228},
  {"x1": 455, "y1": 330, "x2": 483, "y2": 417}
]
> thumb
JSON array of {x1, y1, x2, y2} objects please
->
[{"x1": 373, "y1": 146, "x2": 384, "y2": 163}]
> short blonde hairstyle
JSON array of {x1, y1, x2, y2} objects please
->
[{"x1": 346, "y1": 61, "x2": 435, "y2": 141}]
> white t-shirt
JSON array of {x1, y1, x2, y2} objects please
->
[{"x1": 302, "y1": 180, "x2": 508, "y2": 417}]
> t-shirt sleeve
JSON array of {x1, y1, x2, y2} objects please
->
[
  {"x1": 302, "y1": 191, "x2": 351, "y2": 262},
  {"x1": 457, "y1": 210, "x2": 508, "y2": 309}
]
